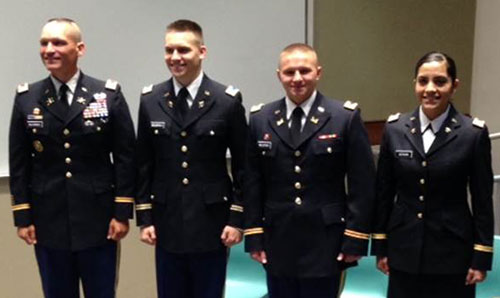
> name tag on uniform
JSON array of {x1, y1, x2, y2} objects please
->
[
  {"x1": 150, "y1": 121, "x2": 166, "y2": 128},
  {"x1": 257, "y1": 140, "x2": 272, "y2": 149},
  {"x1": 27, "y1": 120, "x2": 43, "y2": 128},
  {"x1": 395, "y1": 150, "x2": 413, "y2": 158}
]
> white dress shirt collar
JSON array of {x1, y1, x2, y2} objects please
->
[
  {"x1": 419, "y1": 104, "x2": 450, "y2": 133},
  {"x1": 173, "y1": 71, "x2": 204, "y2": 99},
  {"x1": 285, "y1": 90, "x2": 317, "y2": 120},
  {"x1": 50, "y1": 70, "x2": 80, "y2": 95}
]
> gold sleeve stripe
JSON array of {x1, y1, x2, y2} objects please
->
[
  {"x1": 115, "y1": 197, "x2": 134, "y2": 203},
  {"x1": 371, "y1": 233, "x2": 387, "y2": 240},
  {"x1": 244, "y1": 227, "x2": 264, "y2": 236},
  {"x1": 344, "y1": 229, "x2": 370, "y2": 240},
  {"x1": 230, "y1": 205, "x2": 244, "y2": 212},
  {"x1": 474, "y1": 244, "x2": 493, "y2": 253},
  {"x1": 12, "y1": 203, "x2": 31, "y2": 211},
  {"x1": 136, "y1": 203, "x2": 153, "y2": 211}
]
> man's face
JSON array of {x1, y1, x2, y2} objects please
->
[
  {"x1": 277, "y1": 50, "x2": 321, "y2": 105},
  {"x1": 164, "y1": 30, "x2": 206, "y2": 86},
  {"x1": 39, "y1": 22, "x2": 84, "y2": 80}
]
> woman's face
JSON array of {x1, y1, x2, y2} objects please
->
[{"x1": 415, "y1": 61, "x2": 458, "y2": 120}]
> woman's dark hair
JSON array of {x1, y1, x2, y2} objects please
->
[{"x1": 414, "y1": 51, "x2": 457, "y2": 81}]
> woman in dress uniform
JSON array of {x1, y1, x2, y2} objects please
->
[{"x1": 371, "y1": 51, "x2": 494, "y2": 298}]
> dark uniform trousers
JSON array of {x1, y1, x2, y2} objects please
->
[
  {"x1": 244, "y1": 93, "x2": 376, "y2": 298},
  {"x1": 135, "y1": 75, "x2": 247, "y2": 298},
  {"x1": 9, "y1": 73, "x2": 136, "y2": 298},
  {"x1": 371, "y1": 105, "x2": 494, "y2": 298}
]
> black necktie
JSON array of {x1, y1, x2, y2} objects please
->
[
  {"x1": 59, "y1": 84, "x2": 69, "y2": 107},
  {"x1": 290, "y1": 107, "x2": 304, "y2": 146},
  {"x1": 177, "y1": 87, "x2": 189, "y2": 120}
]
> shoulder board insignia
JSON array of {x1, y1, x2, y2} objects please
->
[
  {"x1": 343, "y1": 100, "x2": 358, "y2": 111},
  {"x1": 17, "y1": 82, "x2": 29, "y2": 94},
  {"x1": 225, "y1": 85, "x2": 240, "y2": 97},
  {"x1": 105, "y1": 79, "x2": 118, "y2": 91},
  {"x1": 142, "y1": 84, "x2": 153, "y2": 95},
  {"x1": 387, "y1": 113, "x2": 401, "y2": 123},
  {"x1": 472, "y1": 117, "x2": 485, "y2": 128},
  {"x1": 251, "y1": 103, "x2": 265, "y2": 113}
]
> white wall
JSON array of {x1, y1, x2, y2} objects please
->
[{"x1": 0, "y1": 0, "x2": 306, "y2": 176}]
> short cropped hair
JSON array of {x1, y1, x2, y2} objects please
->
[
  {"x1": 166, "y1": 19, "x2": 204, "y2": 44},
  {"x1": 281, "y1": 43, "x2": 316, "y2": 55},
  {"x1": 279, "y1": 43, "x2": 319, "y2": 68},
  {"x1": 414, "y1": 51, "x2": 457, "y2": 82},
  {"x1": 45, "y1": 17, "x2": 82, "y2": 42}
]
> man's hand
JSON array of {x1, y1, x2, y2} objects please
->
[
  {"x1": 250, "y1": 250, "x2": 268, "y2": 264},
  {"x1": 140, "y1": 225, "x2": 157, "y2": 245},
  {"x1": 17, "y1": 225, "x2": 37, "y2": 245},
  {"x1": 465, "y1": 268, "x2": 486, "y2": 285},
  {"x1": 220, "y1": 225, "x2": 242, "y2": 247},
  {"x1": 336, "y1": 253, "x2": 362, "y2": 263},
  {"x1": 107, "y1": 218, "x2": 129, "y2": 241},
  {"x1": 376, "y1": 256, "x2": 390, "y2": 275}
]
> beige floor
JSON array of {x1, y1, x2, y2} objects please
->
[{"x1": 0, "y1": 178, "x2": 157, "y2": 298}]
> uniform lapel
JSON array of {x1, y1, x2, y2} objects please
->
[
  {"x1": 64, "y1": 73, "x2": 90, "y2": 126},
  {"x1": 182, "y1": 76, "x2": 214, "y2": 128},
  {"x1": 426, "y1": 106, "x2": 460, "y2": 157},
  {"x1": 157, "y1": 80, "x2": 183, "y2": 127},
  {"x1": 269, "y1": 99, "x2": 294, "y2": 149},
  {"x1": 38, "y1": 77, "x2": 66, "y2": 122},
  {"x1": 296, "y1": 93, "x2": 330, "y2": 148},
  {"x1": 403, "y1": 109, "x2": 425, "y2": 159}
]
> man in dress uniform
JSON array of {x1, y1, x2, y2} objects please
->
[
  {"x1": 244, "y1": 43, "x2": 375, "y2": 298},
  {"x1": 135, "y1": 19, "x2": 247, "y2": 298},
  {"x1": 9, "y1": 18, "x2": 136, "y2": 298}
]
